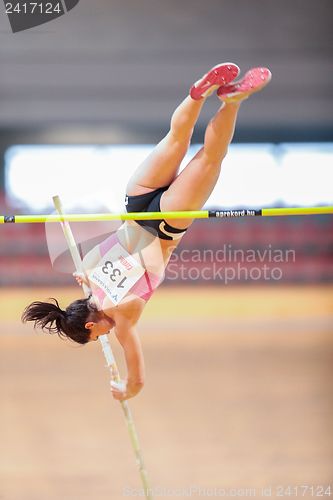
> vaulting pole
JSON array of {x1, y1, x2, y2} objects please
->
[{"x1": 52, "y1": 195, "x2": 153, "y2": 500}]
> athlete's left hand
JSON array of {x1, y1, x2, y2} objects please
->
[{"x1": 73, "y1": 271, "x2": 88, "y2": 287}]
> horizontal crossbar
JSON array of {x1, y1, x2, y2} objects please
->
[{"x1": 1, "y1": 206, "x2": 333, "y2": 224}]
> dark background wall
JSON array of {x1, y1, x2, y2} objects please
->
[{"x1": 0, "y1": 0, "x2": 332, "y2": 141}]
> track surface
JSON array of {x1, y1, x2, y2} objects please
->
[{"x1": 1, "y1": 286, "x2": 333, "y2": 499}]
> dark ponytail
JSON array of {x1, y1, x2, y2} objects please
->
[{"x1": 22, "y1": 297, "x2": 98, "y2": 345}]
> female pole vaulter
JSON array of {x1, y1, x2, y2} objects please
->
[{"x1": 22, "y1": 63, "x2": 271, "y2": 401}]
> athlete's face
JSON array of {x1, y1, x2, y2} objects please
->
[{"x1": 85, "y1": 314, "x2": 113, "y2": 342}]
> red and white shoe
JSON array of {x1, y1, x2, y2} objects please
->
[
  {"x1": 190, "y1": 63, "x2": 240, "y2": 100},
  {"x1": 217, "y1": 67, "x2": 272, "y2": 103}
]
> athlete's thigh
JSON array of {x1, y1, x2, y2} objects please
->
[
  {"x1": 160, "y1": 147, "x2": 221, "y2": 228},
  {"x1": 126, "y1": 132, "x2": 190, "y2": 196}
]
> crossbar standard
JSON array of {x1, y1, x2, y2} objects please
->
[{"x1": 1, "y1": 206, "x2": 333, "y2": 223}]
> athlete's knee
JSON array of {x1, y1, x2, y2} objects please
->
[
  {"x1": 201, "y1": 150, "x2": 225, "y2": 170},
  {"x1": 204, "y1": 147, "x2": 228, "y2": 168},
  {"x1": 170, "y1": 115, "x2": 194, "y2": 143},
  {"x1": 167, "y1": 129, "x2": 191, "y2": 152}
]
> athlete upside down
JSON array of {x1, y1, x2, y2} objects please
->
[{"x1": 22, "y1": 63, "x2": 271, "y2": 401}]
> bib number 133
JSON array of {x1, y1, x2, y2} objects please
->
[
  {"x1": 89, "y1": 242, "x2": 145, "y2": 305},
  {"x1": 102, "y1": 260, "x2": 127, "y2": 288}
]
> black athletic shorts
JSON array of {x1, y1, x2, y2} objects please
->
[{"x1": 125, "y1": 187, "x2": 188, "y2": 241}]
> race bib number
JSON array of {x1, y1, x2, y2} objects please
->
[{"x1": 89, "y1": 243, "x2": 145, "y2": 305}]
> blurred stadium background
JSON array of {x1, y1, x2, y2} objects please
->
[{"x1": 0, "y1": 1, "x2": 332, "y2": 499}]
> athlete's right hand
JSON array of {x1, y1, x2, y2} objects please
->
[{"x1": 110, "y1": 379, "x2": 143, "y2": 401}]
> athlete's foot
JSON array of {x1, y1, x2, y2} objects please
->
[
  {"x1": 190, "y1": 63, "x2": 240, "y2": 100},
  {"x1": 217, "y1": 67, "x2": 272, "y2": 103}
]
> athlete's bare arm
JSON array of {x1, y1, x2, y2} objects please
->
[{"x1": 112, "y1": 318, "x2": 145, "y2": 401}]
